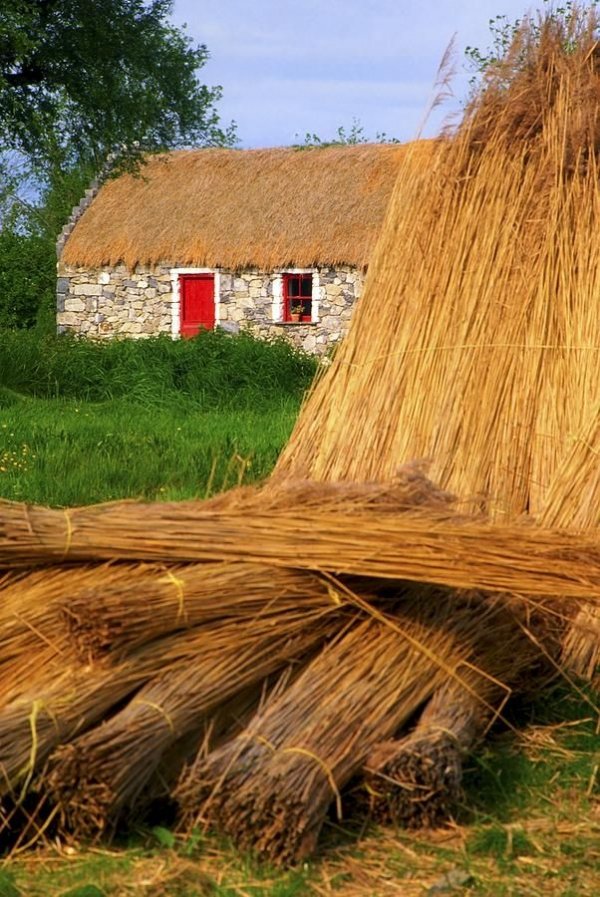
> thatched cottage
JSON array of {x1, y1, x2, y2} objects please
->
[{"x1": 57, "y1": 143, "x2": 419, "y2": 354}]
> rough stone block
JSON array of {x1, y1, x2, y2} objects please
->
[
  {"x1": 58, "y1": 312, "x2": 79, "y2": 325},
  {"x1": 64, "y1": 298, "x2": 86, "y2": 312},
  {"x1": 73, "y1": 283, "x2": 102, "y2": 296},
  {"x1": 219, "y1": 321, "x2": 240, "y2": 334}
]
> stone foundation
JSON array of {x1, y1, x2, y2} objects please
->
[{"x1": 57, "y1": 264, "x2": 363, "y2": 354}]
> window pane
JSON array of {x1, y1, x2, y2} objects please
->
[
  {"x1": 300, "y1": 275, "x2": 312, "y2": 297},
  {"x1": 288, "y1": 277, "x2": 299, "y2": 297}
]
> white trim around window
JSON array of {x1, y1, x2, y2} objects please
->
[
  {"x1": 169, "y1": 267, "x2": 220, "y2": 337},
  {"x1": 273, "y1": 268, "x2": 320, "y2": 323}
]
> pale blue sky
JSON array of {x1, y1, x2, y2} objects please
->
[{"x1": 172, "y1": 1, "x2": 538, "y2": 147}]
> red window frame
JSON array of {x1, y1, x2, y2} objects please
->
[{"x1": 283, "y1": 273, "x2": 312, "y2": 322}]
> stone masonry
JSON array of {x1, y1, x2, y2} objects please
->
[
  {"x1": 57, "y1": 264, "x2": 363, "y2": 354},
  {"x1": 57, "y1": 265, "x2": 173, "y2": 337}
]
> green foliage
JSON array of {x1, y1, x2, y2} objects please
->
[
  {"x1": 0, "y1": 329, "x2": 317, "y2": 406},
  {"x1": 152, "y1": 826, "x2": 177, "y2": 849},
  {"x1": 0, "y1": 330, "x2": 314, "y2": 505},
  {"x1": 0, "y1": 229, "x2": 54, "y2": 329},
  {"x1": 0, "y1": 870, "x2": 20, "y2": 897},
  {"x1": 59, "y1": 887, "x2": 105, "y2": 897},
  {"x1": 0, "y1": 1, "x2": 236, "y2": 330},
  {"x1": 467, "y1": 824, "x2": 535, "y2": 861},
  {"x1": 0, "y1": 0, "x2": 235, "y2": 174},
  {"x1": 464, "y1": 1, "x2": 600, "y2": 81},
  {"x1": 0, "y1": 392, "x2": 297, "y2": 506},
  {"x1": 297, "y1": 117, "x2": 399, "y2": 148}
]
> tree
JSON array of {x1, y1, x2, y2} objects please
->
[
  {"x1": 0, "y1": 1, "x2": 235, "y2": 331},
  {"x1": 0, "y1": 0, "x2": 235, "y2": 175}
]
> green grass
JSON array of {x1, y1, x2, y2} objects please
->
[
  {"x1": 0, "y1": 330, "x2": 317, "y2": 407},
  {"x1": 0, "y1": 330, "x2": 315, "y2": 506},
  {"x1": 4, "y1": 693, "x2": 598, "y2": 896},
  {"x1": 0, "y1": 394, "x2": 297, "y2": 506}
]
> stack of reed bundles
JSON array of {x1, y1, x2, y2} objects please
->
[
  {"x1": 2, "y1": 8, "x2": 600, "y2": 864},
  {"x1": 175, "y1": 594, "x2": 529, "y2": 866},
  {"x1": 0, "y1": 562, "x2": 345, "y2": 805},
  {"x1": 267, "y1": 8, "x2": 600, "y2": 812},
  {"x1": 361, "y1": 597, "x2": 560, "y2": 827},
  {"x1": 46, "y1": 602, "x2": 345, "y2": 840}
]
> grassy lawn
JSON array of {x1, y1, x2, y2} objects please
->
[
  {"x1": 0, "y1": 393, "x2": 297, "y2": 506},
  {"x1": 0, "y1": 330, "x2": 314, "y2": 506}
]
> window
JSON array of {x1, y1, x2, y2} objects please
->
[{"x1": 283, "y1": 273, "x2": 312, "y2": 322}]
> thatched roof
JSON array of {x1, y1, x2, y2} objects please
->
[{"x1": 61, "y1": 142, "x2": 431, "y2": 271}]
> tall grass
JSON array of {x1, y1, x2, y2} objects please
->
[
  {"x1": 0, "y1": 397, "x2": 298, "y2": 506},
  {"x1": 0, "y1": 330, "x2": 317, "y2": 407}
]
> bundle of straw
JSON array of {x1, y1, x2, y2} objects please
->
[
  {"x1": 1, "y1": 496, "x2": 600, "y2": 600},
  {"x1": 1, "y1": 606, "x2": 336, "y2": 807},
  {"x1": 275, "y1": 15, "x2": 600, "y2": 511},
  {"x1": 46, "y1": 603, "x2": 344, "y2": 839},
  {"x1": 362, "y1": 691, "x2": 476, "y2": 828},
  {"x1": 176, "y1": 594, "x2": 527, "y2": 865},
  {"x1": 361, "y1": 597, "x2": 555, "y2": 827},
  {"x1": 0, "y1": 567, "x2": 105, "y2": 704},
  {"x1": 60, "y1": 561, "x2": 341, "y2": 661},
  {"x1": 539, "y1": 409, "x2": 600, "y2": 682}
]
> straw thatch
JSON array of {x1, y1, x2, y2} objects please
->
[
  {"x1": 275, "y1": 14, "x2": 600, "y2": 515},
  {"x1": 362, "y1": 597, "x2": 557, "y2": 828},
  {"x1": 58, "y1": 561, "x2": 342, "y2": 662},
  {"x1": 60, "y1": 143, "x2": 432, "y2": 271},
  {"x1": 1, "y1": 491, "x2": 599, "y2": 600}
]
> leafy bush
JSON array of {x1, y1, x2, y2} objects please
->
[
  {"x1": 0, "y1": 230, "x2": 55, "y2": 329},
  {"x1": 0, "y1": 329, "x2": 318, "y2": 408}
]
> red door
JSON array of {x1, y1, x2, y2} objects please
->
[{"x1": 180, "y1": 274, "x2": 215, "y2": 338}]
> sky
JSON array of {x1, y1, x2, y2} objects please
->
[{"x1": 171, "y1": 0, "x2": 540, "y2": 148}]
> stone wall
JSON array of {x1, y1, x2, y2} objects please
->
[
  {"x1": 56, "y1": 263, "x2": 363, "y2": 353},
  {"x1": 232, "y1": 266, "x2": 361, "y2": 354},
  {"x1": 57, "y1": 265, "x2": 173, "y2": 337}
]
